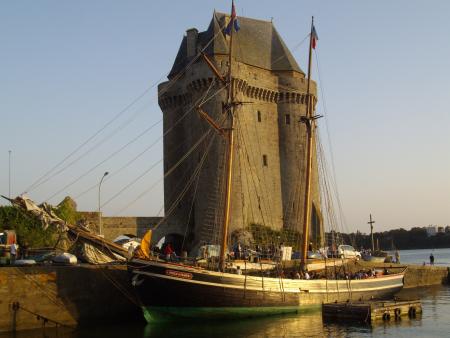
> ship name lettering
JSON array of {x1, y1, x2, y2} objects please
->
[{"x1": 165, "y1": 269, "x2": 193, "y2": 280}]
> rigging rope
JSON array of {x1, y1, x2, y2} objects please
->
[
  {"x1": 180, "y1": 162, "x2": 202, "y2": 251},
  {"x1": 28, "y1": 100, "x2": 153, "y2": 194},
  {"x1": 314, "y1": 49, "x2": 348, "y2": 233},
  {"x1": 71, "y1": 81, "x2": 226, "y2": 202},
  {"x1": 151, "y1": 129, "x2": 220, "y2": 232},
  {"x1": 235, "y1": 114, "x2": 271, "y2": 226},
  {"x1": 179, "y1": 115, "x2": 224, "y2": 250},
  {"x1": 101, "y1": 128, "x2": 213, "y2": 209},
  {"x1": 23, "y1": 80, "x2": 163, "y2": 194},
  {"x1": 23, "y1": 23, "x2": 227, "y2": 196},
  {"x1": 44, "y1": 119, "x2": 162, "y2": 202},
  {"x1": 230, "y1": 32, "x2": 314, "y2": 249},
  {"x1": 96, "y1": 82, "x2": 227, "y2": 214},
  {"x1": 271, "y1": 33, "x2": 310, "y2": 69},
  {"x1": 316, "y1": 134, "x2": 345, "y2": 244},
  {"x1": 233, "y1": 114, "x2": 273, "y2": 246}
]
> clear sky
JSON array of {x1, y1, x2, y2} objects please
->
[{"x1": 1, "y1": 1, "x2": 449, "y2": 233}]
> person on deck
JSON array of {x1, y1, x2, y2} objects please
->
[
  {"x1": 164, "y1": 243, "x2": 175, "y2": 261},
  {"x1": 234, "y1": 242, "x2": 242, "y2": 260},
  {"x1": 395, "y1": 250, "x2": 400, "y2": 264},
  {"x1": 304, "y1": 271, "x2": 311, "y2": 280},
  {"x1": 430, "y1": 253, "x2": 435, "y2": 265},
  {"x1": 255, "y1": 245, "x2": 261, "y2": 261},
  {"x1": 10, "y1": 243, "x2": 18, "y2": 265}
]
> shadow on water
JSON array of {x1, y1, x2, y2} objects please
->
[
  {"x1": 4, "y1": 285, "x2": 450, "y2": 338},
  {"x1": 0, "y1": 311, "x2": 334, "y2": 338},
  {"x1": 0, "y1": 309, "x2": 421, "y2": 338},
  {"x1": 144, "y1": 312, "x2": 327, "y2": 338},
  {"x1": 0, "y1": 310, "x2": 372, "y2": 338}
]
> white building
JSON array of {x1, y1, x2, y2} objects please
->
[{"x1": 426, "y1": 225, "x2": 437, "y2": 237}]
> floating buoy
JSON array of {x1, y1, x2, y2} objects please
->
[{"x1": 409, "y1": 307, "x2": 416, "y2": 317}]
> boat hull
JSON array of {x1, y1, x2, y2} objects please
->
[
  {"x1": 362, "y1": 255, "x2": 387, "y2": 263},
  {"x1": 141, "y1": 305, "x2": 317, "y2": 322},
  {"x1": 129, "y1": 259, "x2": 404, "y2": 321}
]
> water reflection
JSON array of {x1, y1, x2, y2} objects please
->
[
  {"x1": 144, "y1": 311, "x2": 326, "y2": 338},
  {"x1": 3, "y1": 285, "x2": 449, "y2": 338}
]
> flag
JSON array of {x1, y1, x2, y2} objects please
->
[
  {"x1": 134, "y1": 230, "x2": 152, "y2": 259},
  {"x1": 224, "y1": 1, "x2": 240, "y2": 35},
  {"x1": 311, "y1": 25, "x2": 319, "y2": 49}
]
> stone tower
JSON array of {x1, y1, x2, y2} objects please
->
[{"x1": 157, "y1": 12, "x2": 323, "y2": 253}]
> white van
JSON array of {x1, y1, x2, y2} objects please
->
[{"x1": 338, "y1": 245, "x2": 361, "y2": 260}]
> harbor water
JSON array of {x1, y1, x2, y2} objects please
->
[
  {"x1": 2, "y1": 248, "x2": 449, "y2": 338},
  {"x1": 388, "y1": 247, "x2": 450, "y2": 266}
]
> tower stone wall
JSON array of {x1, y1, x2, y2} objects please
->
[{"x1": 157, "y1": 13, "x2": 323, "y2": 253}]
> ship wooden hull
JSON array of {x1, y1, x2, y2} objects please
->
[{"x1": 129, "y1": 259, "x2": 405, "y2": 322}]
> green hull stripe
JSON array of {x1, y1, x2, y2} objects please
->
[{"x1": 142, "y1": 305, "x2": 321, "y2": 322}]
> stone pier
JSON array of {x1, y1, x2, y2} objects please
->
[{"x1": 0, "y1": 265, "x2": 142, "y2": 333}]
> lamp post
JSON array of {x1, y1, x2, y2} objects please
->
[{"x1": 98, "y1": 171, "x2": 109, "y2": 236}]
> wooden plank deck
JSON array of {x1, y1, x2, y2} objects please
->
[{"x1": 323, "y1": 299, "x2": 422, "y2": 323}]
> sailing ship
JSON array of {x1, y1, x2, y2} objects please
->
[
  {"x1": 129, "y1": 3, "x2": 405, "y2": 322},
  {"x1": 362, "y1": 214, "x2": 389, "y2": 263}
]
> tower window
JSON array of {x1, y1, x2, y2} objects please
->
[
  {"x1": 257, "y1": 110, "x2": 261, "y2": 122},
  {"x1": 285, "y1": 114, "x2": 291, "y2": 125},
  {"x1": 262, "y1": 154, "x2": 268, "y2": 167}
]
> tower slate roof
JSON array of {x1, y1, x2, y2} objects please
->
[{"x1": 168, "y1": 12, "x2": 304, "y2": 78}]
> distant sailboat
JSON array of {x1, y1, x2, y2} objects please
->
[{"x1": 362, "y1": 214, "x2": 388, "y2": 263}]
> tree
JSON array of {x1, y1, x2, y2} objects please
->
[
  {"x1": 0, "y1": 206, "x2": 57, "y2": 248},
  {"x1": 0, "y1": 196, "x2": 80, "y2": 248}
]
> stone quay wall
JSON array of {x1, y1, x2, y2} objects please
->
[
  {"x1": 403, "y1": 265, "x2": 449, "y2": 288},
  {"x1": 350, "y1": 261, "x2": 449, "y2": 288},
  {"x1": 0, "y1": 265, "x2": 142, "y2": 333},
  {"x1": 79, "y1": 212, "x2": 162, "y2": 241}
]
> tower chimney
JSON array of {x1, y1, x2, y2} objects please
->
[{"x1": 186, "y1": 28, "x2": 198, "y2": 58}]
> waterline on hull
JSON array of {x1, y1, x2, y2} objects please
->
[{"x1": 142, "y1": 305, "x2": 321, "y2": 322}]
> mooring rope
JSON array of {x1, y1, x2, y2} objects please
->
[{"x1": 11, "y1": 301, "x2": 73, "y2": 329}]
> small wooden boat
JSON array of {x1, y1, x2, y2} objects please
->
[{"x1": 362, "y1": 253, "x2": 387, "y2": 263}]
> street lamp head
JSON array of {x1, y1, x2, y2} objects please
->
[{"x1": 98, "y1": 171, "x2": 109, "y2": 237}]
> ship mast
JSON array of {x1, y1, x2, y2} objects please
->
[
  {"x1": 300, "y1": 17, "x2": 319, "y2": 270},
  {"x1": 368, "y1": 214, "x2": 375, "y2": 252},
  {"x1": 219, "y1": 0, "x2": 236, "y2": 271}
]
